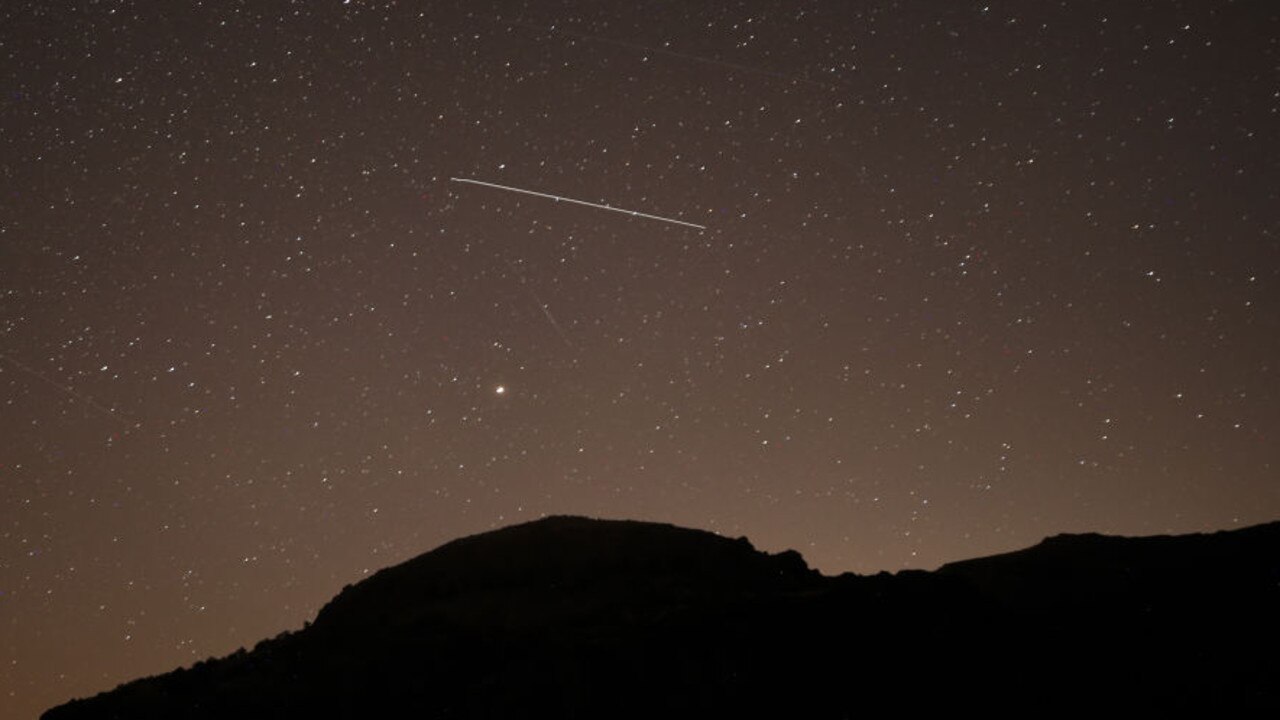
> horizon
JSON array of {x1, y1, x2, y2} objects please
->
[{"x1": 39, "y1": 514, "x2": 1280, "y2": 717}]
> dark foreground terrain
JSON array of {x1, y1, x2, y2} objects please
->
[{"x1": 45, "y1": 517, "x2": 1280, "y2": 717}]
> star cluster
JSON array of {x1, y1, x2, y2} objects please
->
[{"x1": 2, "y1": 2, "x2": 1277, "y2": 717}]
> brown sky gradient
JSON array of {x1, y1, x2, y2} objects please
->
[{"x1": 2, "y1": 1, "x2": 1277, "y2": 717}]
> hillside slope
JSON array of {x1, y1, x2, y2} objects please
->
[{"x1": 44, "y1": 517, "x2": 1280, "y2": 717}]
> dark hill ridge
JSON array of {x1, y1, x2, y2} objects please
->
[
  {"x1": 312, "y1": 516, "x2": 818, "y2": 632},
  {"x1": 44, "y1": 517, "x2": 1280, "y2": 718},
  {"x1": 937, "y1": 521, "x2": 1280, "y2": 611}
]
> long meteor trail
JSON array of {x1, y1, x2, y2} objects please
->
[{"x1": 449, "y1": 177, "x2": 706, "y2": 230}]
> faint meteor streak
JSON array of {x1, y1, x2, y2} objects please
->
[
  {"x1": 0, "y1": 352, "x2": 138, "y2": 430},
  {"x1": 501, "y1": 258, "x2": 574, "y2": 349},
  {"x1": 450, "y1": 177, "x2": 706, "y2": 230}
]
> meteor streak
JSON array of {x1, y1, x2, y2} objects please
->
[
  {"x1": 450, "y1": 177, "x2": 706, "y2": 230},
  {"x1": 0, "y1": 352, "x2": 138, "y2": 430},
  {"x1": 502, "y1": 257, "x2": 574, "y2": 349}
]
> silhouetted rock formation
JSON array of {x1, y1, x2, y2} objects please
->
[{"x1": 43, "y1": 517, "x2": 1280, "y2": 718}]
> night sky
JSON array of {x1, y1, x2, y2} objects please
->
[{"x1": 3, "y1": 1, "x2": 1278, "y2": 716}]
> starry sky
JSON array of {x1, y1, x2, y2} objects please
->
[{"x1": 2, "y1": 1, "x2": 1277, "y2": 716}]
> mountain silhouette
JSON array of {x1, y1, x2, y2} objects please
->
[{"x1": 43, "y1": 517, "x2": 1280, "y2": 717}]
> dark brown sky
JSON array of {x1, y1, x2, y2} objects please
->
[{"x1": 2, "y1": 1, "x2": 1277, "y2": 717}]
